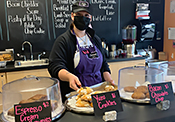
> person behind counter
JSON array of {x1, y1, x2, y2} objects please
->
[{"x1": 48, "y1": 1, "x2": 114, "y2": 102}]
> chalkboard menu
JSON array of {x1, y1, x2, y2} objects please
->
[
  {"x1": 0, "y1": 0, "x2": 165, "y2": 58},
  {"x1": 5, "y1": 0, "x2": 50, "y2": 41},
  {"x1": 51, "y1": 0, "x2": 118, "y2": 40},
  {"x1": 0, "y1": 0, "x2": 120, "y2": 54},
  {"x1": 133, "y1": 0, "x2": 161, "y2": 4},
  {"x1": 51, "y1": 0, "x2": 72, "y2": 39}
]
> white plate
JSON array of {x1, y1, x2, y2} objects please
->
[
  {"x1": 119, "y1": 88, "x2": 150, "y2": 103},
  {"x1": 66, "y1": 96, "x2": 94, "y2": 114}
]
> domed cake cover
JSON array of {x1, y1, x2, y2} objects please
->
[
  {"x1": 2, "y1": 75, "x2": 64, "y2": 122},
  {"x1": 159, "y1": 61, "x2": 175, "y2": 80},
  {"x1": 159, "y1": 61, "x2": 175, "y2": 93},
  {"x1": 118, "y1": 66, "x2": 164, "y2": 90},
  {"x1": 2, "y1": 75, "x2": 57, "y2": 93}
]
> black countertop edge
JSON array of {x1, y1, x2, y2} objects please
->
[
  {"x1": 0, "y1": 64, "x2": 48, "y2": 73},
  {"x1": 0, "y1": 56, "x2": 145, "y2": 73},
  {"x1": 106, "y1": 56, "x2": 146, "y2": 63}
]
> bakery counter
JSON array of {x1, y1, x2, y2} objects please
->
[
  {"x1": 0, "y1": 62, "x2": 48, "y2": 73},
  {"x1": 0, "y1": 61, "x2": 51, "y2": 91},
  {"x1": 55, "y1": 100, "x2": 175, "y2": 122},
  {"x1": 0, "y1": 57, "x2": 145, "y2": 87},
  {"x1": 106, "y1": 56, "x2": 145, "y2": 63},
  {"x1": 107, "y1": 56, "x2": 146, "y2": 85},
  {"x1": 0, "y1": 56, "x2": 145, "y2": 73}
]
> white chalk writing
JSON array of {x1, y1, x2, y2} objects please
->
[
  {"x1": 6, "y1": 0, "x2": 45, "y2": 35},
  {"x1": 52, "y1": 0, "x2": 117, "y2": 29}
]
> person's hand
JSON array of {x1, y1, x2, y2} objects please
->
[
  {"x1": 108, "y1": 80, "x2": 115, "y2": 85},
  {"x1": 68, "y1": 74, "x2": 81, "y2": 90},
  {"x1": 103, "y1": 72, "x2": 115, "y2": 85}
]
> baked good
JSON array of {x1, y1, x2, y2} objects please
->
[
  {"x1": 91, "y1": 90, "x2": 105, "y2": 94},
  {"x1": 77, "y1": 87, "x2": 93, "y2": 96},
  {"x1": 0, "y1": 55, "x2": 4, "y2": 61},
  {"x1": 86, "y1": 87, "x2": 94, "y2": 94},
  {"x1": 76, "y1": 94, "x2": 82, "y2": 100},
  {"x1": 104, "y1": 85, "x2": 115, "y2": 92},
  {"x1": 146, "y1": 92, "x2": 150, "y2": 98},
  {"x1": 2, "y1": 54, "x2": 12, "y2": 60},
  {"x1": 7, "y1": 107, "x2": 14, "y2": 116},
  {"x1": 135, "y1": 86, "x2": 148, "y2": 94},
  {"x1": 7, "y1": 94, "x2": 58, "y2": 117},
  {"x1": 51, "y1": 100, "x2": 58, "y2": 111},
  {"x1": 19, "y1": 99, "x2": 36, "y2": 104},
  {"x1": 124, "y1": 86, "x2": 136, "y2": 92},
  {"x1": 75, "y1": 87, "x2": 95, "y2": 107},
  {"x1": 90, "y1": 102, "x2": 93, "y2": 107},
  {"x1": 81, "y1": 94, "x2": 92, "y2": 102},
  {"x1": 77, "y1": 88, "x2": 87, "y2": 95},
  {"x1": 28, "y1": 94, "x2": 47, "y2": 101},
  {"x1": 131, "y1": 91, "x2": 146, "y2": 99},
  {"x1": 76, "y1": 98, "x2": 91, "y2": 107}
]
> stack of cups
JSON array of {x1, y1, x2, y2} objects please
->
[{"x1": 110, "y1": 45, "x2": 116, "y2": 58}]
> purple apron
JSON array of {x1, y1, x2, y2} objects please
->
[{"x1": 75, "y1": 34, "x2": 103, "y2": 87}]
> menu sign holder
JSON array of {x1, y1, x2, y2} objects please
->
[
  {"x1": 91, "y1": 90, "x2": 123, "y2": 116},
  {"x1": 148, "y1": 82, "x2": 174, "y2": 105},
  {"x1": 14, "y1": 100, "x2": 52, "y2": 122}
]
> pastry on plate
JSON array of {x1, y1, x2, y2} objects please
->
[
  {"x1": 131, "y1": 91, "x2": 146, "y2": 99},
  {"x1": 7, "y1": 107, "x2": 14, "y2": 116},
  {"x1": 76, "y1": 94, "x2": 83, "y2": 100},
  {"x1": 51, "y1": 100, "x2": 58, "y2": 111},
  {"x1": 124, "y1": 86, "x2": 136, "y2": 92},
  {"x1": 2, "y1": 54, "x2": 12, "y2": 60},
  {"x1": 91, "y1": 90, "x2": 105, "y2": 94},
  {"x1": 77, "y1": 87, "x2": 93, "y2": 96},
  {"x1": 81, "y1": 94, "x2": 92, "y2": 102},
  {"x1": 19, "y1": 99, "x2": 36, "y2": 104},
  {"x1": 104, "y1": 85, "x2": 115, "y2": 91},
  {"x1": 0, "y1": 55, "x2": 4, "y2": 61},
  {"x1": 28, "y1": 94, "x2": 47, "y2": 101},
  {"x1": 135, "y1": 86, "x2": 148, "y2": 94},
  {"x1": 76, "y1": 98, "x2": 91, "y2": 107},
  {"x1": 146, "y1": 92, "x2": 150, "y2": 98},
  {"x1": 85, "y1": 87, "x2": 94, "y2": 94}
]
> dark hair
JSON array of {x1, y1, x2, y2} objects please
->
[{"x1": 70, "y1": 21, "x2": 74, "y2": 30}]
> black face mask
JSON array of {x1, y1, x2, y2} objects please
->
[{"x1": 74, "y1": 16, "x2": 90, "y2": 31}]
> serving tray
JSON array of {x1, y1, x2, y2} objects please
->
[
  {"x1": 65, "y1": 81, "x2": 118, "y2": 98},
  {"x1": 65, "y1": 81, "x2": 118, "y2": 114}
]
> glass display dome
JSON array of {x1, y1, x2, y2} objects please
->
[
  {"x1": 1, "y1": 75, "x2": 65, "y2": 122},
  {"x1": 159, "y1": 61, "x2": 175, "y2": 81},
  {"x1": 118, "y1": 66, "x2": 164, "y2": 90},
  {"x1": 118, "y1": 66, "x2": 164, "y2": 103},
  {"x1": 159, "y1": 61, "x2": 175, "y2": 93}
]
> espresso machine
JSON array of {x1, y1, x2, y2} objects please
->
[{"x1": 122, "y1": 25, "x2": 137, "y2": 56}]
